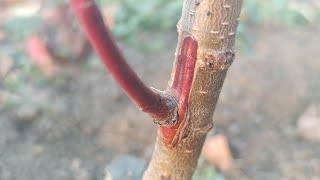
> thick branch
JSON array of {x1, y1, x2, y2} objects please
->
[
  {"x1": 144, "y1": 0, "x2": 243, "y2": 179},
  {"x1": 70, "y1": 0, "x2": 177, "y2": 121}
]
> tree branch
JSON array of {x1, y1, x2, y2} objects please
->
[
  {"x1": 70, "y1": 0, "x2": 177, "y2": 122},
  {"x1": 71, "y1": 0, "x2": 243, "y2": 179},
  {"x1": 143, "y1": 0, "x2": 243, "y2": 179}
]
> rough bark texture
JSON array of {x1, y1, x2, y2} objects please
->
[{"x1": 143, "y1": 0, "x2": 243, "y2": 179}]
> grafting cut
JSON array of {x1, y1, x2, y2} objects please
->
[
  {"x1": 160, "y1": 36, "x2": 198, "y2": 147},
  {"x1": 71, "y1": 0, "x2": 243, "y2": 179}
]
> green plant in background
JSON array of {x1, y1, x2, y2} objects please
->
[
  {"x1": 100, "y1": 0, "x2": 181, "y2": 37},
  {"x1": 97, "y1": 0, "x2": 181, "y2": 51},
  {"x1": 192, "y1": 167, "x2": 225, "y2": 180},
  {"x1": 242, "y1": 0, "x2": 310, "y2": 26},
  {"x1": 238, "y1": 0, "x2": 319, "y2": 51},
  {"x1": 1, "y1": 53, "x2": 50, "y2": 111},
  {"x1": 98, "y1": 0, "x2": 319, "y2": 51},
  {"x1": 4, "y1": 16, "x2": 42, "y2": 40}
]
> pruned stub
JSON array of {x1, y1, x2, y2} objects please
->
[{"x1": 203, "y1": 51, "x2": 235, "y2": 73}]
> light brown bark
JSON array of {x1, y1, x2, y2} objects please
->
[{"x1": 143, "y1": 0, "x2": 243, "y2": 179}]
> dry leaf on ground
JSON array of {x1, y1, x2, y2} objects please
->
[
  {"x1": 202, "y1": 134, "x2": 234, "y2": 172},
  {"x1": 297, "y1": 104, "x2": 320, "y2": 141}
]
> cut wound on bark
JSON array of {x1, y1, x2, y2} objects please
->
[{"x1": 160, "y1": 36, "x2": 198, "y2": 147}]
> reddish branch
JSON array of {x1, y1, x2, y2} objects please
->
[
  {"x1": 70, "y1": 0, "x2": 176, "y2": 121},
  {"x1": 26, "y1": 35, "x2": 57, "y2": 76},
  {"x1": 70, "y1": 0, "x2": 200, "y2": 147}
]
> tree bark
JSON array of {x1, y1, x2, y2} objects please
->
[{"x1": 143, "y1": 0, "x2": 243, "y2": 179}]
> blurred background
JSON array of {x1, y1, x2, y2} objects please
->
[{"x1": 0, "y1": 0, "x2": 320, "y2": 179}]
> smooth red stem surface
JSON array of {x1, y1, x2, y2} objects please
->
[
  {"x1": 160, "y1": 37, "x2": 198, "y2": 146},
  {"x1": 70, "y1": 0, "x2": 171, "y2": 119}
]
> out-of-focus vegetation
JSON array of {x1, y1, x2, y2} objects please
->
[
  {"x1": 100, "y1": 0, "x2": 181, "y2": 38},
  {"x1": 242, "y1": 0, "x2": 319, "y2": 26},
  {"x1": 1, "y1": 0, "x2": 319, "y2": 110},
  {"x1": 99, "y1": 0, "x2": 320, "y2": 48},
  {"x1": 192, "y1": 167, "x2": 225, "y2": 180},
  {"x1": 1, "y1": 0, "x2": 319, "y2": 116}
]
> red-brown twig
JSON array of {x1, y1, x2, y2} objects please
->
[{"x1": 70, "y1": 0, "x2": 177, "y2": 121}]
